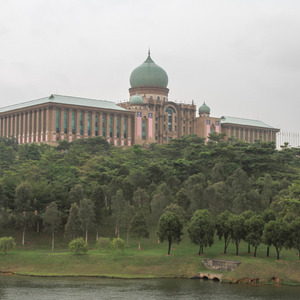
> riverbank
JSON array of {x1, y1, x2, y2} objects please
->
[{"x1": 0, "y1": 238, "x2": 299, "y2": 285}]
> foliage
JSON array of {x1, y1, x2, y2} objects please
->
[
  {"x1": 68, "y1": 237, "x2": 88, "y2": 255},
  {"x1": 43, "y1": 202, "x2": 61, "y2": 250},
  {"x1": 96, "y1": 237, "x2": 111, "y2": 252},
  {"x1": 229, "y1": 214, "x2": 245, "y2": 256},
  {"x1": 245, "y1": 215, "x2": 265, "y2": 257},
  {"x1": 188, "y1": 209, "x2": 215, "y2": 255},
  {"x1": 216, "y1": 210, "x2": 232, "y2": 254},
  {"x1": 79, "y1": 198, "x2": 95, "y2": 242},
  {"x1": 290, "y1": 217, "x2": 300, "y2": 260},
  {"x1": 263, "y1": 218, "x2": 290, "y2": 260},
  {"x1": 130, "y1": 211, "x2": 149, "y2": 250},
  {"x1": 65, "y1": 203, "x2": 82, "y2": 240},
  {"x1": 110, "y1": 238, "x2": 125, "y2": 252},
  {"x1": 157, "y1": 212, "x2": 183, "y2": 255},
  {"x1": 0, "y1": 237, "x2": 16, "y2": 254}
]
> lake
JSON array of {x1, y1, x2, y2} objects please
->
[{"x1": 1, "y1": 275, "x2": 300, "y2": 299}]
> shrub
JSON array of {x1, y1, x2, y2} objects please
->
[
  {"x1": 69, "y1": 237, "x2": 88, "y2": 255},
  {"x1": 110, "y1": 238, "x2": 125, "y2": 252},
  {"x1": 96, "y1": 237, "x2": 111, "y2": 252},
  {"x1": 0, "y1": 237, "x2": 16, "y2": 254}
]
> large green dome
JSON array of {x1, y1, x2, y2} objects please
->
[
  {"x1": 130, "y1": 93, "x2": 144, "y2": 105},
  {"x1": 199, "y1": 102, "x2": 210, "y2": 114},
  {"x1": 130, "y1": 52, "x2": 168, "y2": 88}
]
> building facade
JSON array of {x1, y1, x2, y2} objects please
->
[{"x1": 0, "y1": 52, "x2": 279, "y2": 146}]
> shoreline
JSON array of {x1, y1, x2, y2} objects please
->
[{"x1": 1, "y1": 270, "x2": 299, "y2": 286}]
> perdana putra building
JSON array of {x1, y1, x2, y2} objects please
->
[{"x1": 0, "y1": 51, "x2": 279, "y2": 146}]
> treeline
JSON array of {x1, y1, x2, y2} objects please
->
[{"x1": 0, "y1": 135, "x2": 300, "y2": 257}]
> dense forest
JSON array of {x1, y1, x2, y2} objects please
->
[{"x1": 0, "y1": 134, "x2": 300, "y2": 256}]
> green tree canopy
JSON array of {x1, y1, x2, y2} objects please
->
[
  {"x1": 188, "y1": 209, "x2": 215, "y2": 255},
  {"x1": 157, "y1": 212, "x2": 183, "y2": 255},
  {"x1": 130, "y1": 211, "x2": 149, "y2": 250}
]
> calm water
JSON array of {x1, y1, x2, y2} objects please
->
[{"x1": 0, "y1": 275, "x2": 300, "y2": 300}]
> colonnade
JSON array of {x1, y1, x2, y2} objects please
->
[
  {"x1": 0, "y1": 106, "x2": 134, "y2": 146},
  {"x1": 227, "y1": 126, "x2": 277, "y2": 143}
]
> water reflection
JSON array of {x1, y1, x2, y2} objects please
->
[{"x1": 0, "y1": 275, "x2": 300, "y2": 300}]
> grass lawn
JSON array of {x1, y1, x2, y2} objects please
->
[{"x1": 0, "y1": 227, "x2": 299, "y2": 285}]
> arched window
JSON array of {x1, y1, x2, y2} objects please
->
[
  {"x1": 142, "y1": 118, "x2": 146, "y2": 140},
  {"x1": 165, "y1": 106, "x2": 176, "y2": 132}
]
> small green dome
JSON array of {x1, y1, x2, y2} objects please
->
[
  {"x1": 130, "y1": 93, "x2": 144, "y2": 105},
  {"x1": 130, "y1": 52, "x2": 168, "y2": 88},
  {"x1": 199, "y1": 102, "x2": 210, "y2": 114}
]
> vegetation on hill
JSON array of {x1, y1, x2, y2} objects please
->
[{"x1": 0, "y1": 135, "x2": 300, "y2": 282}]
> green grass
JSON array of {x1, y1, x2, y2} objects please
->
[{"x1": 0, "y1": 227, "x2": 299, "y2": 285}]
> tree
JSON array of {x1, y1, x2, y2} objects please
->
[
  {"x1": 14, "y1": 181, "x2": 33, "y2": 246},
  {"x1": 245, "y1": 215, "x2": 265, "y2": 257},
  {"x1": 69, "y1": 237, "x2": 88, "y2": 255},
  {"x1": 263, "y1": 218, "x2": 290, "y2": 260},
  {"x1": 111, "y1": 190, "x2": 125, "y2": 238},
  {"x1": 0, "y1": 237, "x2": 16, "y2": 254},
  {"x1": 65, "y1": 203, "x2": 82, "y2": 240},
  {"x1": 130, "y1": 211, "x2": 149, "y2": 250},
  {"x1": 261, "y1": 209, "x2": 276, "y2": 256},
  {"x1": 68, "y1": 184, "x2": 84, "y2": 205},
  {"x1": 216, "y1": 210, "x2": 232, "y2": 254},
  {"x1": 91, "y1": 185, "x2": 106, "y2": 240},
  {"x1": 79, "y1": 198, "x2": 95, "y2": 243},
  {"x1": 188, "y1": 210, "x2": 215, "y2": 255},
  {"x1": 229, "y1": 214, "x2": 245, "y2": 256},
  {"x1": 241, "y1": 210, "x2": 255, "y2": 253},
  {"x1": 175, "y1": 188, "x2": 190, "y2": 212},
  {"x1": 43, "y1": 202, "x2": 61, "y2": 250},
  {"x1": 151, "y1": 183, "x2": 172, "y2": 225},
  {"x1": 290, "y1": 217, "x2": 300, "y2": 260},
  {"x1": 157, "y1": 212, "x2": 183, "y2": 255}
]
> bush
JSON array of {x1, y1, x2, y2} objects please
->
[
  {"x1": 96, "y1": 237, "x2": 111, "y2": 252},
  {"x1": 69, "y1": 237, "x2": 88, "y2": 255},
  {"x1": 110, "y1": 238, "x2": 125, "y2": 252},
  {"x1": 0, "y1": 237, "x2": 16, "y2": 254}
]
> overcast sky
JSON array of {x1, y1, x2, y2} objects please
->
[{"x1": 0, "y1": 0, "x2": 299, "y2": 133}]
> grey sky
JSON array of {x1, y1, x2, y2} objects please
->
[{"x1": 0, "y1": 0, "x2": 299, "y2": 133}]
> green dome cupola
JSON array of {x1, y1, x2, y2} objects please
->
[
  {"x1": 199, "y1": 102, "x2": 210, "y2": 115},
  {"x1": 130, "y1": 51, "x2": 168, "y2": 88},
  {"x1": 130, "y1": 93, "x2": 144, "y2": 105}
]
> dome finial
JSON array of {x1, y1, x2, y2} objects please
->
[{"x1": 148, "y1": 48, "x2": 151, "y2": 57}]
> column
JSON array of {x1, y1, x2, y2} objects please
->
[
  {"x1": 45, "y1": 108, "x2": 50, "y2": 142},
  {"x1": 84, "y1": 110, "x2": 88, "y2": 139},
  {"x1": 99, "y1": 112, "x2": 103, "y2": 138},
  {"x1": 10, "y1": 115, "x2": 14, "y2": 137},
  {"x1": 31, "y1": 110, "x2": 35, "y2": 142},
  {"x1": 40, "y1": 109, "x2": 44, "y2": 142},
  {"x1": 50, "y1": 107, "x2": 56, "y2": 142},
  {"x1": 106, "y1": 113, "x2": 110, "y2": 142},
  {"x1": 76, "y1": 110, "x2": 80, "y2": 139},
  {"x1": 60, "y1": 108, "x2": 64, "y2": 141},
  {"x1": 5, "y1": 116, "x2": 9, "y2": 137},
  {"x1": 68, "y1": 109, "x2": 73, "y2": 142},
  {"x1": 113, "y1": 114, "x2": 117, "y2": 145},
  {"x1": 128, "y1": 116, "x2": 132, "y2": 146},
  {"x1": 26, "y1": 112, "x2": 30, "y2": 143},
  {"x1": 120, "y1": 114, "x2": 124, "y2": 146},
  {"x1": 22, "y1": 113, "x2": 26, "y2": 143},
  {"x1": 91, "y1": 111, "x2": 95, "y2": 137},
  {"x1": 14, "y1": 114, "x2": 18, "y2": 139}
]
